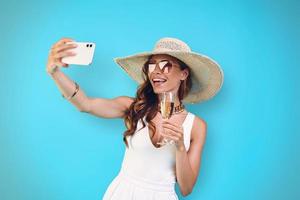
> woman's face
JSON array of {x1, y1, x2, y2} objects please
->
[{"x1": 147, "y1": 54, "x2": 189, "y2": 94}]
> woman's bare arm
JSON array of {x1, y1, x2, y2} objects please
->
[
  {"x1": 46, "y1": 37, "x2": 135, "y2": 118},
  {"x1": 85, "y1": 96, "x2": 134, "y2": 118},
  {"x1": 48, "y1": 69, "x2": 134, "y2": 118},
  {"x1": 48, "y1": 69, "x2": 90, "y2": 112}
]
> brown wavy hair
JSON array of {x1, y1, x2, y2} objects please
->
[{"x1": 122, "y1": 54, "x2": 192, "y2": 148}]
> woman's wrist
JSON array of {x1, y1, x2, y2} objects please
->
[
  {"x1": 46, "y1": 64, "x2": 59, "y2": 75},
  {"x1": 62, "y1": 81, "x2": 80, "y2": 100}
]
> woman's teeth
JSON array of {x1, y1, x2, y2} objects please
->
[
  {"x1": 153, "y1": 78, "x2": 167, "y2": 86},
  {"x1": 153, "y1": 78, "x2": 166, "y2": 82}
]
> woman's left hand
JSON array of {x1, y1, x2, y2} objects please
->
[{"x1": 162, "y1": 120, "x2": 186, "y2": 151}]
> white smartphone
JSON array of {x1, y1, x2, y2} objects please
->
[{"x1": 62, "y1": 42, "x2": 96, "y2": 65}]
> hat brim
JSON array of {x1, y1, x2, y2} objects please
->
[{"x1": 114, "y1": 51, "x2": 224, "y2": 104}]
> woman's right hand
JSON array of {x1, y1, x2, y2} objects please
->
[{"x1": 46, "y1": 37, "x2": 78, "y2": 74}]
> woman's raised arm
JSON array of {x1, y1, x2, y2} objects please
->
[
  {"x1": 46, "y1": 37, "x2": 134, "y2": 118},
  {"x1": 85, "y1": 96, "x2": 134, "y2": 119}
]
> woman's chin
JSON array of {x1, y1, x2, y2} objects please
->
[
  {"x1": 152, "y1": 83, "x2": 175, "y2": 94},
  {"x1": 153, "y1": 87, "x2": 168, "y2": 94}
]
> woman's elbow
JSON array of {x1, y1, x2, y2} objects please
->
[{"x1": 181, "y1": 188, "x2": 193, "y2": 197}]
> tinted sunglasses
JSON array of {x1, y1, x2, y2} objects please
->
[{"x1": 147, "y1": 60, "x2": 175, "y2": 74}]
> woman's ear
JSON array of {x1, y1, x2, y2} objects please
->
[{"x1": 180, "y1": 69, "x2": 189, "y2": 81}]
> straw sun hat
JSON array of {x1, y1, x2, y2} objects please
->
[{"x1": 113, "y1": 37, "x2": 224, "y2": 104}]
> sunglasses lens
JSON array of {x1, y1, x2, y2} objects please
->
[
  {"x1": 158, "y1": 61, "x2": 168, "y2": 69},
  {"x1": 163, "y1": 66, "x2": 169, "y2": 73},
  {"x1": 148, "y1": 64, "x2": 156, "y2": 73},
  {"x1": 160, "y1": 61, "x2": 172, "y2": 74}
]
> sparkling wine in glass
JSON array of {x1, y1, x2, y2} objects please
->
[{"x1": 157, "y1": 91, "x2": 176, "y2": 146}]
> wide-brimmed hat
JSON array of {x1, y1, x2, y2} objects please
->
[{"x1": 113, "y1": 37, "x2": 224, "y2": 104}]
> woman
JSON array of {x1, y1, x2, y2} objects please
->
[{"x1": 46, "y1": 37, "x2": 224, "y2": 199}]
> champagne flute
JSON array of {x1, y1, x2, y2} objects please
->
[{"x1": 157, "y1": 91, "x2": 176, "y2": 146}]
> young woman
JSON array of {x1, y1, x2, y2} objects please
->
[{"x1": 46, "y1": 37, "x2": 224, "y2": 199}]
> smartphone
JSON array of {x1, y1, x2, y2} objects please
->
[{"x1": 62, "y1": 42, "x2": 96, "y2": 65}]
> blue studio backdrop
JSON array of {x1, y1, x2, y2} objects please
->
[{"x1": 0, "y1": 0, "x2": 299, "y2": 200}]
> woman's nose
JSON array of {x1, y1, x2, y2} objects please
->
[{"x1": 153, "y1": 65, "x2": 163, "y2": 74}]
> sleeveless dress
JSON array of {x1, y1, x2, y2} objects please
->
[{"x1": 102, "y1": 112, "x2": 195, "y2": 200}]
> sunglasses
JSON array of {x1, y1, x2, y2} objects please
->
[{"x1": 147, "y1": 60, "x2": 177, "y2": 74}]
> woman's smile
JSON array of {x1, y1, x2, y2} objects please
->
[{"x1": 152, "y1": 78, "x2": 167, "y2": 87}]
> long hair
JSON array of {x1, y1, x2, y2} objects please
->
[{"x1": 122, "y1": 54, "x2": 192, "y2": 148}]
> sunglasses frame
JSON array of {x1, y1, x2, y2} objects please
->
[{"x1": 147, "y1": 60, "x2": 175, "y2": 74}]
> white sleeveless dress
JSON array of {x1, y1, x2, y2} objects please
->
[{"x1": 102, "y1": 112, "x2": 195, "y2": 200}]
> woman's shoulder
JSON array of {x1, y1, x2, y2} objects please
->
[
  {"x1": 115, "y1": 96, "x2": 135, "y2": 109},
  {"x1": 188, "y1": 111, "x2": 207, "y2": 129},
  {"x1": 189, "y1": 112, "x2": 207, "y2": 141},
  {"x1": 186, "y1": 111, "x2": 205, "y2": 124},
  {"x1": 118, "y1": 95, "x2": 135, "y2": 102}
]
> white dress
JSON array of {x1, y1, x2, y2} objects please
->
[{"x1": 102, "y1": 112, "x2": 195, "y2": 200}]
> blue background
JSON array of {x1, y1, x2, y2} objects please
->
[{"x1": 0, "y1": 0, "x2": 299, "y2": 199}]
